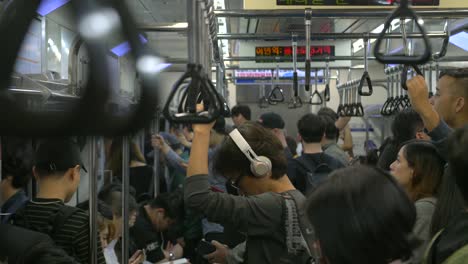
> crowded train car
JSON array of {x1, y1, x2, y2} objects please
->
[{"x1": 2, "y1": 0, "x2": 468, "y2": 263}]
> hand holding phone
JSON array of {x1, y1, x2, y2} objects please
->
[{"x1": 197, "y1": 240, "x2": 216, "y2": 255}]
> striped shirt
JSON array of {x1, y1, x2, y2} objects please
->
[{"x1": 13, "y1": 198, "x2": 106, "y2": 264}]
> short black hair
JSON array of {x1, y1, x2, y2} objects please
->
[
  {"x1": 285, "y1": 136, "x2": 297, "y2": 157},
  {"x1": 297, "y1": 113, "x2": 325, "y2": 143},
  {"x1": 149, "y1": 191, "x2": 184, "y2": 221},
  {"x1": 2, "y1": 156, "x2": 30, "y2": 189},
  {"x1": 391, "y1": 109, "x2": 424, "y2": 147},
  {"x1": 320, "y1": 115, "x2": 339, "y2": 141},
  {"x1": 103, "y1": 191, "x2": 138, "y2": 218},
  {"x1": 306, "y1": 166, "x2": 416, "y2": 264},
  {"x1": 213, "y1": 122, "x2": 287, "y2": 180},
  {"x1": 448, "y1": 125, "x2": 468, "y2": 205},
  {"x1": 318, "y1": 107, "x2": 338, "y2": 121},
  {"x1": 231, "y1": 105, "x2": 251, "y2": 120}
]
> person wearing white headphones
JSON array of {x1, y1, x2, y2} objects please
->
[{"x1": 185, "y1": 120, "x2": 311, "y2": 264}]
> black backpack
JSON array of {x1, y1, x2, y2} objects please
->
[
  {"x1": 12, "y1": 204, "x2": 80, "y2": 259},
  {"x1": 295, "y1": 154, "x2": 333, "y2": 193}
]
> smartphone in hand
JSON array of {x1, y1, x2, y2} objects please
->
[{"x1": 197, "y1": 240, "x2": 216, "y2": 255}]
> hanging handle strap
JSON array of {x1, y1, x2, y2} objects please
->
[
  {"x1": 373, "y1": 0, "x2": 431, "y2": 65},
  {"x1": 309, "y1": 90, "x2": 323, "y2": 105},
  {"x1": 401, "y1": 64, "x2": 423, "y2": 90}
]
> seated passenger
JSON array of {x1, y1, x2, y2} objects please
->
[
  {"x1": 390, "y1": 141, "x2": 444, "y2": 262},
  {"x1": 186, "y1": 121, "x2": 311, "y2": 263},
  {"x1": 130, "y1": 192, "x2": 185, "y2": 263},
  {"x1": 424, "y1": 126, "x2": 468, "y2": 263},
  {"x1": 0, "y1": 157, "x2": 30, "y2": 223},
  {"x1": 12, "y1": 139, "x2": 106, "y2": 264},
  {"x1": 101, "y1": 191, "x2": 141, "y2": 264},
  {"x1": 306, "y1": 166, "x2": 417, "y2": 264},
  {"x1": 288, "y1": 113, "x2": 345, "y2": 194}
]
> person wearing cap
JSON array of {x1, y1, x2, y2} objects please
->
[
  {"x1": 12, "y1": 138, "x2": 106, "y2": 264},
  {"x1": 257, "y1": 112, "x2": 294, "y2": 159}
]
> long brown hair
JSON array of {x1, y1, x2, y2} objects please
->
[
  {"x1": 402, "y1": 141, "x2": 445, "y2": 202},
  {"x1": 106, "y1": 137, "x2": 146, "y2": 178}
]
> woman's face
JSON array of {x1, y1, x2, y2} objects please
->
[
  {"x1": 390, "y1": 146, "x2": 414, "y2": 189},
  {"x1": 129, "y1": 210, "x2": 137, "y2": 228}
]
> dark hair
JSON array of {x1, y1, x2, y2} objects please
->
[
  {"x1": 285, "y1": 136, "x2": 297, "y2": 157},
  {"x1": 391, "y1": 109, "x2": 424, "y2": 147},
  {"x1": 99, "y1": 183, "x2": 137, "y2": 201},
  {"x1": 430, "y1": 165, "x2": 465, "y2": 236},
  {"x1": 306, "y1": 166, "x2": 416, "y2": 264},
  {"x1": 401, "y1": 141, "x2": 445, "y2": 202},
  {"x1": 102, "y1": 191, "x2": 138, "y2": 218},
  {"x1": 231, "y1": 105, "x2": 251, "y2": 120},
  {"x1": 213, "y1": 122, "x2": 287, "y2": 180},
  {"x1": 149, "y1": 191, "x2": 184, "y2": 220},
  {"x1": 25, "y1": 241, "x2": 80, "y2": 264},
  {"x1": 297, "y1": 113, "x2": 325, "y2": 143},
  {"x1": 2, "y1": 156, "x2": 30, "y2": 189},
  {"x1": 320, "y1": 115, "x2": 339, "y2": 141},
  {"x1": 447, "y1": 125, "x2": 468, "y2": 204},
  {"x1": 318, "y1": 107, "x2": 339, "y2": 121}
]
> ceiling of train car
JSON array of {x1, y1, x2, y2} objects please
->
[{"x1": 123, "y1": 1, "x2": 463, "y2": 65}]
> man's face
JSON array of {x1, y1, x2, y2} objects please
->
[
  {"x1": 153, "y1": 209, "x2": 175, "y2": 232},
  {"x1": 430, "y1": 76, "x2": 462, "y2": 127},
  {"x1": 232, "y1": 115, "x2": 244, "y2": 127}
]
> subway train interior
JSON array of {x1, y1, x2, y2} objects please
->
[{"x1": 1, "y1": 0, "x2": 468, "y2": 263}]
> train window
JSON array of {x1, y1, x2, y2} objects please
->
[{"x1": 14, "y1": 18, "x2": 42, "y2": 75}]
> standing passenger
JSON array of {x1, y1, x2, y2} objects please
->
[
  {"x1": 288, "y1": 113, "x2": 344, "y2": 194},
  {"x1": 12, "y1": 139, "x2": 106, "y2": 264},
  {"x1": 0, "y1": 157, "x2": 30, "y2": 223},
  {"x1": 390, "y1": 141, "x2": 445, "y2": 262},
  {"x1": 186, "y1": 120, "x2": 311, "y2": 263},
  {"x1": 231, "y1": 105, "x2": 251, "y2": 127},
  {"x1": 319, "y1": 115, "x2": 350, "y2": 166}
]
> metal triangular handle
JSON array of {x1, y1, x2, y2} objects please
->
[
  {"x1": 358, "y1": 71, "x2": 373, "y2": 96},
  {"x1": 309, "y1": 90, "x2": 323, "y2": 105}
]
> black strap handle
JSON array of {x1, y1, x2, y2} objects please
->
[
  {"x1": 305, "y1": 60, "x2": 311, "y2": 92},
  {"x1": 163, "y1": 64, "x2": 222, "y2": 124},
  {"x1": 293, "y1": 72, "x2": 299, "y2": 97},
  {"x1": 355, "y1": 103, "x2": 364, "y2": 117},
  {"x1": 288, "y1": 97, "x2": 303, "y2": 109},
  {"x1": 259, "y1": 97, "x2": 269, "y2": 108},
  {"x1": 358, "y1": 71, "x2": 373, "y2": 96},
  {"x1": 268, "y1": 86, "x2": 285, "y2": 104},
  {"x1": 373, "y1": 0, "x2": 432, "y2": 65},
  {"x1": 433, "y1": 19, "x2": 449, "y2": 60},
  {"x1": 309, "y1": 90, "x2": 323, "y2": 105},
  {"x1": 324, "y1": 84, "x2": 331, "y2": 102},
  {"x1": 401, "y1": 65, "x2": 423, "y2": 90}
]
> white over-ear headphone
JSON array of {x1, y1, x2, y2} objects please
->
[{"x1": 229, "y1": 129, "x2": 272, "y2": 177}]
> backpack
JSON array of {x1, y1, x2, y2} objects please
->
[
  {"x1": 12, "y1": 204, "x2": 80, "y2": 259},
  {"x1": 423, "y1": 229, "x2": 468, "y2": 264},
  {"x1": 280, "y1": 190, "x2": 321, "y2": 264},
  {"x1": 295, "y1": 154, "x2": 333, "y2": 193}
]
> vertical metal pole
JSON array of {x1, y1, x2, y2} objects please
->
[
  {"x1": 41, "y1": 17, "x2": 47, "y2": 74},
  {"x1": 122, "y1": 137, "x2": 130, "y2": 264},
  {"x1": 89, "y1": 137, "x2": 98, "y2": 264},
  {"x1": 152, "y1": 113, "x2": 161, "y2": 197},
  {"x1": 187, "y1": 0, "x2": 198, "y2": 64}
]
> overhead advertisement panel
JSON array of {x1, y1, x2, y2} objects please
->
[{"x1": 276, "y1": 0, "x2": 439, "y2": 6}]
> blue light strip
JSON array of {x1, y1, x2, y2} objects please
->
[
  {"x1": 110, "y1": 34, "x2": 148, "y2": 57},
  {"x1": 449, "y1": 32, "x2": 468, "y2": 52},
  {"x1": 37, "y1": 0, "x2": 71, "y2": 16}
]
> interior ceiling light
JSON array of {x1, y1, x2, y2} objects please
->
[
  {"x1": 37, "y1": 0, "x2": 71, "y2": 16},
  {"x1": 449, "y1": 31, "x2": 468, "y2": 51}
]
